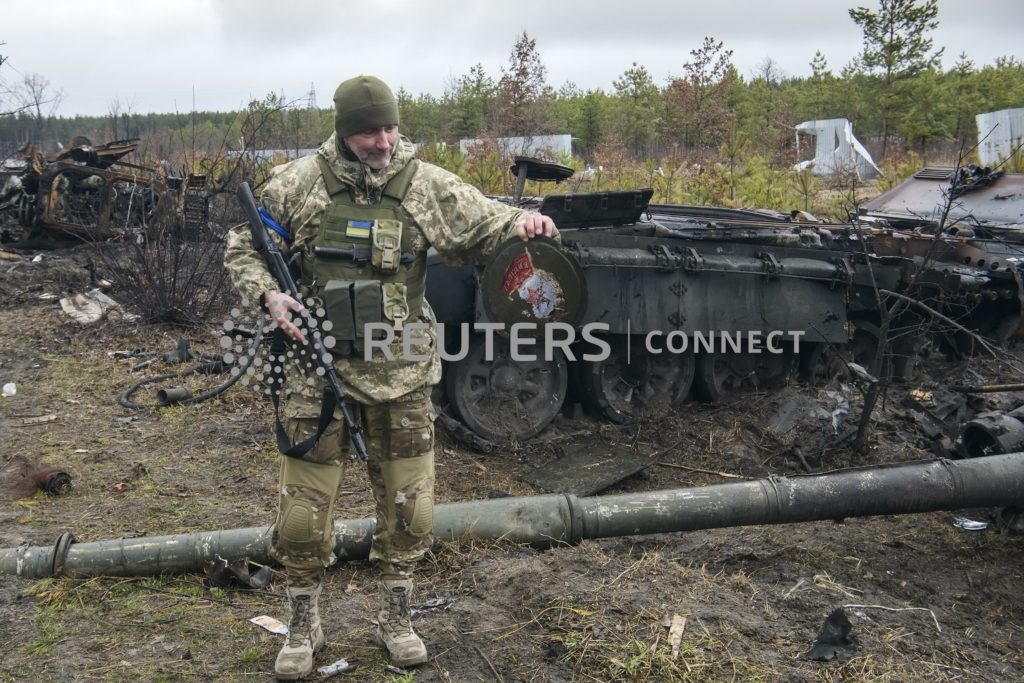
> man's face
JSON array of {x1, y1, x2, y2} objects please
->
[{"x1": 344, "y1": 125, "x2": 399, "y2": 170}]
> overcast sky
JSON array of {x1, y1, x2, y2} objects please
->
[{"x1": 2, "y1": 0, "x2": 1020, "y2": 117}]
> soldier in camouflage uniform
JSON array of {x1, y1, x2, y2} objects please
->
[{"x1": 225, "y1": 75, "x2": 556, "y2": 679}]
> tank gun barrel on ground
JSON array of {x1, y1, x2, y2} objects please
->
[{"x1": 2, "y1": 452, "x2": 1022, "y2": 579}]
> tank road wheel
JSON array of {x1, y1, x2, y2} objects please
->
[
  {"x1": 446, "y1": 334, "x2": 568, "y2": 443},
  {"x1": 799, "y1": 342, "x2": 850, "y2": 386},
  {"x1": 848, "y1": 320, "x2": 882, "y2": 374},
  {"x1": 581, "y1": 338, "x2": 694, "y2": 423},
  {"x1": 693, "y1": 349, "x2": 794, "y2": 403},
  {"x1": 846, "y1": 319, "x2": 925, "y2": 382}
]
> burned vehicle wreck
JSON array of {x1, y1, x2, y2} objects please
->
[
  {"x1": 0, "y1": 137, "x2": 208, "y2": 242},
  {"x1": 426, "y1": 159, "x2": 1024, "y2": 445}
]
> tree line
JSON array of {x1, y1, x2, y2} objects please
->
[{"x1": 2, "y1": 1, "x2": 1022, "y2": 172}]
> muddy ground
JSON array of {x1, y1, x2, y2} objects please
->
[{"x1": 0, "y1": 245, "x2": 1022, "y2": 683}]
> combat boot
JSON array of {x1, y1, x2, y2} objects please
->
[
  {"x1": 376, "y1": 577, "x2": 428, "y2": 667},
  {"x1": 274, "y1": 584, "x2": 325, "y2": 680}
]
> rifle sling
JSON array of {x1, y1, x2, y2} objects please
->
[{"x1": 268, "y1": 328, "x2": 340, "y2": 459}]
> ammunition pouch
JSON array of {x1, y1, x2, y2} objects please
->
[{"x1": 323, "y1": 280, "x2": 383, "y2": 356}]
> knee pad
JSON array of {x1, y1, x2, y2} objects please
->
[
  {"x1": 381, "y1": 455, "x2": 434, "y2": 538},
  {"x1": 401, "y1": 484, "x2": 433, "y2": 538},
  {"x1": 273, "y1": 484, "x2": 337, "y2": 567},
  {"x1": 279, "y1": 499, "x2": 316, "y2": 544}
]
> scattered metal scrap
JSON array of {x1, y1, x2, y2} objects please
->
[
  {"x1": 520, "y1": 444, "x2": 653, "y2": 495},
  {"x1": 204, "y1": 556, "x2": 271, "y2": 590},
  {"x1": 0, "y1": 455, "x2": 72, "y2": 498},
  {"x1": 808, "y1": 608, "x2": 853, "y2": 661},
  {"x1": 0, "y1": 137, "x2": 209, "y2": 242},
  {"x1": 960, "y1": 404, "x2": 1024, "y2": 458},
  {"x1": 117, "y1": 335, "x2": 255, "y2": 410}
]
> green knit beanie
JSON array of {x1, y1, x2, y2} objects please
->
[{"x1": 333, "y1": 75, "x2": 400, "y2": 139}]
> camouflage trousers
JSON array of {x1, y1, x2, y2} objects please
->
[{"x1": 271, "y1": 387, "x2": 435, "y2": 586}]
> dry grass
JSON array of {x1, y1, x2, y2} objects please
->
[{"x1": 2, "y1": 265, "x2": 1024, "y2": 681}]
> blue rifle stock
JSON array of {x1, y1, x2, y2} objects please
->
[{"x1": 236, "y1": 181, "x2": 369, "y2": 462}]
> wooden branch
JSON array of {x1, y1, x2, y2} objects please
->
[{"x1": 877, "y1": 288, "x2": 1000, "y2": 357}]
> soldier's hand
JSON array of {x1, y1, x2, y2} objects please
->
[
  {"x1": 263, "y1": 290, "x2": 307, "y2": 344},
  {"x1": 515, "y1": 213, "x2": 557, "y2": 241}
]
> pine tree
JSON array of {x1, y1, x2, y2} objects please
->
[
  {"x1": 445, "y1": 63, "x2": 495, "y2": 140},
  {"x1": 611, "y1": 63, "x2": 660, "y2": 157},
  {"x1": 849, "y1": 0, "x2": 944, "y2": 158}
]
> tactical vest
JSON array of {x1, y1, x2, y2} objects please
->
[{"x1": 301, "y1": 157, "x2": 426, "y2": 355}]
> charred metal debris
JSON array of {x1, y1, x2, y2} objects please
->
[
  {"x1": 0, "y1": 137, "x2": 209, "y2": 242},
  {"x1": 0, "y1": 455, "x2": 73, "y2": 499}
]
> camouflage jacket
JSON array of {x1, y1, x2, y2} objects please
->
[{"x1": 225, "y1": 133, "x2": 527, "y2": 406}]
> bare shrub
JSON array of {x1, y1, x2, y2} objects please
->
[{"x1": 91, "y1": 206, "x2": 234, "y2": 327}]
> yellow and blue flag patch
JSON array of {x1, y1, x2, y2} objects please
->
[{"x1": 345, "y1": 220, "x2": 372, "y2": 239}]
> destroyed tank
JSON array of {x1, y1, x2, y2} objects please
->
[{"x1": 426, "y1": 159, "x2": 1024, "y2": 445}]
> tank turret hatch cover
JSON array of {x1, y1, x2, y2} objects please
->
[
  {"x1": 481, "y1": 236, "x2": 587, "y2": 326},
  {"x1": 510, "y1": 156, "x2": 575, "y2": 182},
  {"x1": 540, "y1": 188, "x2": 654, "y2": 229}
]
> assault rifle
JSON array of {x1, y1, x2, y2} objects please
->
[{"x1": 237, "y1": 181, "x2": 369, "y2": 461}]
